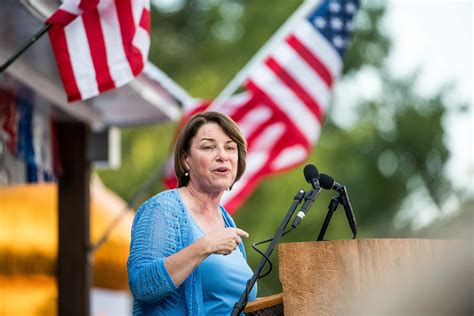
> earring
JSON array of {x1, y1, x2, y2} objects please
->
[{"x1": 185, "y1": 172, "x2": 189, "y2": 177}]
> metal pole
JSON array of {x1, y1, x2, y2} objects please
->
[
  {"x1": 0, "y1": 23, "x2": 51, "y2": 74},
  {"x1": 231, "y1": 189, "x2": 306, "y2": 315},
  {"x1": 207, "y1": 0, "x2": 321, "y2": 111}
]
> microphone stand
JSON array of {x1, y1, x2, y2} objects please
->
[
  {"x1": 317, "y1": 196, "x2": 340, "y2": 241},
  {"x1": 230, "y1": 189, "x2": 305, "y2": 316},
  {"x1": 317, "y1": 188, "x2": 357, "y2": 241},
  {"x1": 339, "y1": 189, "x2": 357, "y2": 239}
]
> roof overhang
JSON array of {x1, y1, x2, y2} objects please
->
[{"x1": 1, "y1": 0, "x2": 187, "y2": 130}]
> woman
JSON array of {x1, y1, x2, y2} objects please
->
[{"x1": 127, "y1": 111, "x2": 257, "y2": 315}]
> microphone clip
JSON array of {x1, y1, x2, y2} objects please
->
[
  {"x1": 291, "y1": 182, "x2": 322, "y2": 229},
  {"x1": 334, "y1": 184, "x2": 348, "y2": 195}
]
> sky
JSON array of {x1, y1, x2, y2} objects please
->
[
  {"x1": 385, "y1": 0, "x2": 473, "y2": 193},
  {"x1": 384, "y1": 0, "x2": 472, "y2": 227},
  {"x1": 335, "y1": 0, "x2": 472, "y2": 193},
  {"x1": 326, "y1": 0, "x2": 472, "y2": 229}
]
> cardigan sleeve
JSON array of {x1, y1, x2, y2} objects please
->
[{"x1": 127, "y1": 194, "x2": 180, "y2": 304}]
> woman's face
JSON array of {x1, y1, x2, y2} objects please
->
[{"x1": 185, "y1": 122, "x2": 239, "y2": 194}]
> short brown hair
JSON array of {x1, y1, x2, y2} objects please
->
[{"x1": 174, "y1": 111, "x2": 247, "y2": 188}]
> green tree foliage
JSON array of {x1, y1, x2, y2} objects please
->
[
  {"x1": 149, "y1": 0, "x2": 302, "y2": 97},
  {"x1": 99, "y1": 0, "x2": 462, "y2": 297}
]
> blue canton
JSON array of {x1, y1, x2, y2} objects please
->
[{"x1": 307, "y1": 0, "x2": 360, "y2": 57}]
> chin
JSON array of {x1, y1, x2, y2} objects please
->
[
  {"x1": 212, "y1": 181, "x2": 233, "y2": 192},
  {"x1": 217, "y1": 184, "x2": 232, "y2": 192}
]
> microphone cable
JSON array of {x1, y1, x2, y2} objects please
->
[
  {"x1": 251, "y1": 226, "x2": 295, "y2": 279},
  {"x1": 236, "y1": 227, "x2": 296, "y2": 310}
]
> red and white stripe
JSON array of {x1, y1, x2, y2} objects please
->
[
  {"x1": 246, "y1": 16, "x2": 340, "y2": 146},
  {"x1": 164, "y1": 92, "x2": 312, "y2": 213},
  {"x1": 219, "y1": 16, "x2": 342, "y2": 212},
  {"x1": 165, "y1": 2, "x2": 350, "y2": 213},
  {"x1": 47, "y1": 0, "x2": 150, "y2": 102}
]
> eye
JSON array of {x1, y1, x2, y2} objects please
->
[{"x1": 226, "y1": 145, "x2": 237, "y2": 151}]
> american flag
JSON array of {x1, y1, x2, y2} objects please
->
[
  {"x1": 47, "y1": 0, "x2": 151, "y2": 102},
  {"x1": 165, "y1": 0, "x2": 359, "y2": 213}
]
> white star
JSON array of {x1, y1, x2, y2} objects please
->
[
  {"x1": 332, "y1": 35, "x2": 345, "y2": 48},
  {"x1": 329, "y1": 1, "x2": 341, "y2": 13},
  {"x1": 331, "y1": 17, "x2": 343, "y2": 30},
  {"x1": 345, "y1": 2, "x2": 356, "y2": 14},
  {"x1": 346, "y1": 20, "x2": 354, "y2": 32},
  {"x1": 314, "y1": 17, "x2": 327, "y2": 28}
]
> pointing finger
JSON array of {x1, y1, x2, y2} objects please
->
[{"x1": 233, "y1": 228, "x2": 249, "y2": 238}]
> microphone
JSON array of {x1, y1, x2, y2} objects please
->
[
  {"x1": 303, "y1": 164, "x2": 320, "y2": 189},
  {"x1": 319, "y1": 173, "x2": 357, "y2": 238},
  {"x1": 319, "y1": 173, "x2": 344, "y2": 193},
  {"x1": 291, "y1": 164, "x2": 321, "y2": 229}
]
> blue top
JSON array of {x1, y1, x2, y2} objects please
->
[
  {"x1": 190, "y1": 213, "x2": 257, "y2": 315},
  {"x1": 127, "y1": 189, "x2": 256, "y2": 315}
]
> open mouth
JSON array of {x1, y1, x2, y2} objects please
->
[{"x1": 213, "y1": 167, "x2": 230, "y2": 174}]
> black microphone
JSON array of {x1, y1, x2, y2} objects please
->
[
  {"x1": 319, "y1": 173, "x2": 344, "y2": 192},
  {"x1": 291, "y1": 164, "x2": 321, "y2": 229},
  {"x1": 303, "y1": 164, "x2": 320, "y2": 189},
  {"x1": 319, "y1": 173, "x2": 357, "y2": 238}
]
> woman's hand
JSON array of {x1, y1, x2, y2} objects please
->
[
  {"x1": 199, "y1": 228, "x2": 249, "y2": 256},
  {"x1": 163, "y1": 228, "x2": 249, "y2": 287}
]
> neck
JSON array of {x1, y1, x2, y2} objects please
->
[{"x1": 184, "y1": 182, "x2": 222, "y2": 214}]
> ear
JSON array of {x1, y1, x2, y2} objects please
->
[{"x1": 183, "y1": 154, "x2": 190, "y2": 171}]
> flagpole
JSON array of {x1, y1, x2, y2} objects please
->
[
  {"x1": 0, "y1": 23, "x2": 51, "y2": 74},
  {"x1": 142, "y1": 62, "x2": 194, "y2": 108},
  {"x1": 207, "y1": 0, "x2": 321, "y2": 111}
]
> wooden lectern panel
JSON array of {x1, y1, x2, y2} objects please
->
[
  {"x1": 244, "y1": 293, "x2": 283, "y2": 315},
  {"x1": 279, "y1": 239, "x2": 471, "y2": 315}
]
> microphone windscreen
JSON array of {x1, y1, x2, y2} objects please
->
[
  {"x1": 319, "y1": 173, "x2": 335, "y2": 190},
  {"x1": 303, "y1": 164, "x2": 319, "y2": 183}
]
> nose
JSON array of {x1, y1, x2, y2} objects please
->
[{"x1": 215, "y1": 146, "x2": 229, "y2": 161}]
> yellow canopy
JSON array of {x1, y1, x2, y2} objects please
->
[{"x1": 0, "y1": 176, "x2": 134, "y2": 290}]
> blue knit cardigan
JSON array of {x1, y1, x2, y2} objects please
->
[{"x1": 127, "y1": 189, "x2": 247, "y2": 315}]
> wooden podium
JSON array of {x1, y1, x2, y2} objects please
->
[{"x1": 245, "y1": 239, "x2": 472, "y2": 315}]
